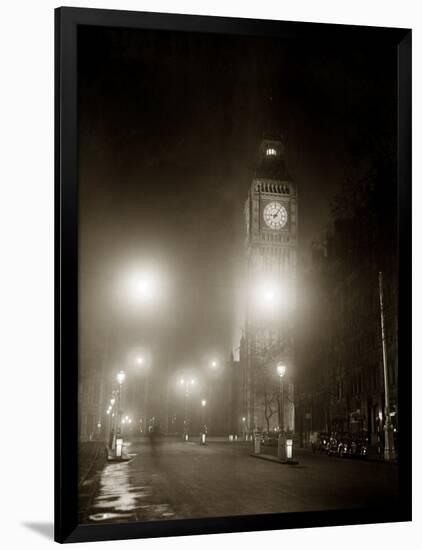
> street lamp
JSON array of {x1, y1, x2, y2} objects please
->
[
  {"x1": 255, "y1": 282, "x2": 279, "y2": 311},
  {"x1": 253, "y1": 279, "x2": 293, "y2": 315},
  {"x1": 264, "y1": 289, "x2": 275, "y2": 303},
  {"x1": 132, "y1": 352, "x2": 152, "y2": 433},
  {"x1": 277, "y1": 363, "x2": 286, "y2": 379},
  {"x1": 378, "y1": 271, "x2": 396, "y2": 461},
  {"x1": 180, "y1": 378, "x2": 196, "y2": 441},
  {"x1": 117, "y1": 370, "x2": 126, "y2": 385},
  {"x1": 107, "y1": 392, "x2": 117, "y2": 451},
  {"x1": 200, "y1": 399, "x2": 207, "y2": 444},
  {"x1": 115, "y1": 370, "x2": 126, "y2": 452},
  {"x1": 106, "y1": 393, "x2": 116, "y2": 450},
  {"x1": 277, "y1": 363, "x2": 287, "y2": 429},
  {"x1": 133, "y1": 274, "x2": 159, "y2": 303},
  {"x1": 210, "y1": 360, "x2": 218, "y2": 369},
  {"x1": 277, "y1": 362, "x2": 287, "y2": 460}
]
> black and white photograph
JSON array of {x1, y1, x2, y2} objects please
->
[
  {"x1": 74, "y1": 17, "x2": 409, "y2": 529},
  {"x1": 1, "y1": 0, "x2": 419, "y2": 547}
]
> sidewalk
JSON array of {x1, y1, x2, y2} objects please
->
[{"x1": 78, "y1": 440, "x2": 106, "y2": 485}]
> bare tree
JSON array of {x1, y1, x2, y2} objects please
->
[{"x1": 263, "y1": 387, "x2": 277, "y2": 433}]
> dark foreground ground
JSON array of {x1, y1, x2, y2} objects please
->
[{"x1": 79, "y1": 437, "x2": 399, "y2": 524}]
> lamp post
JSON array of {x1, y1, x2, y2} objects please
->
[
  {"x1": 378, "y1": 271, "x2": 396, "y2": 461},
  {"x1": 180, "y1": 378, "x2": 195, "y2": 441},
  {"x1": 134, "y1": 354, "x2": 150, "y2": 434},
  {"x1": 112, "y1": 370, "x2": 126, "y2": 458},
  {"x1": 129, "y1": 269, "x2": 160, "y2": 431},
  {"x1": 246, "y1": 280, "x2": 283, "y2": 435},
  {"x1": 107, "y1": 394, "x2": 116, "y2": 448},
  {"x1": 277, "y1": 362, "x2": 287, "y2": 460},
  {"x1": 242, "y1": 416, "x2": 247, "y2": 440},
  {"x1": 200, "y1": 399, "x2": 207, "y2": 444},
  {"x1": 116, "y1": 370, "x2": 126, "y2": 435},
  {"x1": 277, "y1": 363, "x2": 286, "y2": 430}
]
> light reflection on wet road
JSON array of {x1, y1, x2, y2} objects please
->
[{"x1": 80, "y1": 444, "x2": 177, "y2": 523}]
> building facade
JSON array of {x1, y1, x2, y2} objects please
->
[
  {"x1": 240, "y1": 134, "x2": 298, "y2": 435},
  {"x1": 78, "y1": 348, "x2": 107, "y2": 441},
  {"x1": 296, "y1": 173, "x2": 398, "y2": 449}
]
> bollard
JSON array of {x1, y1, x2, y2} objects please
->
[
  {"x1": 254, "y1": 435, "x2": 261, "y2": 455},
  {"x1": 234, "y1": 434, "x2": 238, "y2": 441},
  {"x1": 184, "y1": 433, "x2": 189, "y2": 442},
  {"x1": 116, "y1": 437, "x2": 123, "y2": 458},
  {"x1": 201, "y1": 433, "x2": 207, "y2": 445},
  {"x1": 229, "y1": 434, "x2": 234, "y2": 441},
  {"x1": 280, "y1": 437, "x2": 298, "y2": 464},
  {"x1": 286, "y1": 439, "x2": 293, "y2": 461}
]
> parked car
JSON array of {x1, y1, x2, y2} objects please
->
[
  {"x1": 336, "y1": 432, "x2": 369, "y2": 459},
  {"x1": 313, "y1": 432, "x2": 330, "y2": 453}
]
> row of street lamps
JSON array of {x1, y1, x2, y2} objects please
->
[
  {"x1": 104, "y1": 360, "x2": 288, "y2": 460},
  {"x1": 105, "y1": 358, "x2": 221, "y2": 457},
  {"x1": 104, "y1": 269, "x2": 291, "y2": 457}
]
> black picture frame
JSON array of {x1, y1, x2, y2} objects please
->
[{"x1": 55, "y1": 7, "x2": 412, "y2": 544}]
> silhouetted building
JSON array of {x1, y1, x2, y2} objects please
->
[{"x1": 296, "y1": 169, "x2": 398, "y2": 447}]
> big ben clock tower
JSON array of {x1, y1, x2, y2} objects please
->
[{"x1": 241, "y1": 133, "x2": 297, "y2": 435}]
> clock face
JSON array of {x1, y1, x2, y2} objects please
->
[{"x1": 263, "y1": 202, "x2": 288, "y2": 230}]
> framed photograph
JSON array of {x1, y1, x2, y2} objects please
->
[{"x1": 55, "y1": 7, "x2": 412, "y2": 544}]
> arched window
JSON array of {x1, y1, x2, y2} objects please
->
[{"x1": 266, "y1": 147, "x2": 277, "y2": 157}]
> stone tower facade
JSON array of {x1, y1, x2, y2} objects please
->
[{"x1": 241, "y1": 134, "x2": 297, "y2": 435}]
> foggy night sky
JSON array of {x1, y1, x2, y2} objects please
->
[{"x1": 78, "y1": 25, "x2": 397, "y2": 371}]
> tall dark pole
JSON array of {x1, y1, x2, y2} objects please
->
[
  {"x1": 378, "y1": 271, "x2": 396, "y2": 460},
  {"x1": 107, "y1": 411, "x2": 113, "y2": 449},
  {"x1": 108, "y1": 393, "x2": 117, "y2": 449},
  {"x1": 247, "y1": 327, "x2": 256, "y2": 436},
  {"x1": 117, "y1": 383, "x2": 123, "y2": 436},
  {"x1": 279, "y1": 377, "x2": 284, "y2": 433},
  {"x1": 115, "y1": 370, "x2": 126, "y2": 438},
  {"x1": 164, "y1": 348, "x2": 169, "y2": 435},
  {"x1": 277, "y1": 363, "x2": 287, "y2": 460},
  {"x1": 183, "y1": 384, "x2": 189, "y2": 440},
  {"x1": 246, "y1": 267, "x2": 255, "y2": 436}
]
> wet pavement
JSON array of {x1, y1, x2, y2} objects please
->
[{"x1": 79, "y1": 437, "x2": 399, "y2": 524}]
